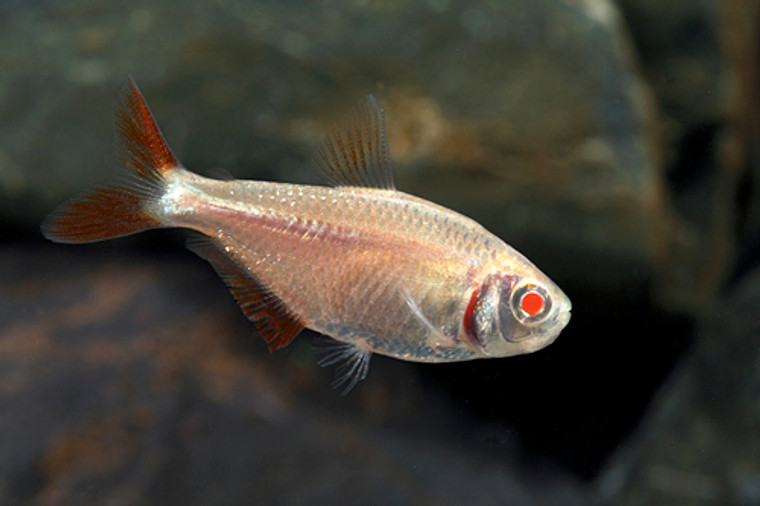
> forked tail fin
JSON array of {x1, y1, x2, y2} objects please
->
[{"x1": 41, "y1": 76, "x2": 180, "y2": 243}]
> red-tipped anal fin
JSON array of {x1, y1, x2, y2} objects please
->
[{"x1": 187, "y1": 235, "x2": 305, "y2": 352}]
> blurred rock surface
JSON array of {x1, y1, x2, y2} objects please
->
[
  {"x1": 0, "y1": 0, "x2": 667, "y2": 299},
  {"x1": 2, "y1": 1, "x2": 760, "y2": 504},
  {"x1": 0, "y1": 245, "x2": 591, "y2": 505},
  {"x1": 616, "y1": 0, "x2": 760, "y2": 309},
  {"x1": 595, "y1": 268, "x2": 760, "y2": 506}
]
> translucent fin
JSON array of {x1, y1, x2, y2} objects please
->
[
  {"x1": 41, "y1": 76, "x2": 178, "y2": 243},
  {"x1": 314, "y1": 337, "x2": 372, "y2": 395},
  {"x1": 399, "y1": 285, "x2": 458, "y2": 349},
  {"x1": 206, "y1": 167, "x2": 235, "y2": 181},
  {"x1": 41, "y1": 184, "x2": 161, "y2": 243},
  {"x1": 187, "y1": 235, "x2": 305, "y2": 352},
  {"x1": 313, "y1": 95, "x2": 395, "y2": 189}
]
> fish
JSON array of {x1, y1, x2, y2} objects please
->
[{"x1": 42, "y1": 77, "x2": 572, "y2": 393}]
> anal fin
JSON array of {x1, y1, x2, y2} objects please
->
[{"x1": 187, "y1": 235, "x2": 304, "y2": 352}]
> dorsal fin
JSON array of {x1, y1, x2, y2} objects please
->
[
  {"x1": 313, "y1": 95, "x2": 395, "y2": 189},
  {"x1": 187, "y1": 235, "x2": 304, "y2": 352}
]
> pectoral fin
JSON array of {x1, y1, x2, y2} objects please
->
[{"x1": 399, "y1": 285, "x2": 459, "y2": 350}]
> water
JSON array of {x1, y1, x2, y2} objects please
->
[{"x1": 1, "y1": 1, "x2": 757, "y2": 504}]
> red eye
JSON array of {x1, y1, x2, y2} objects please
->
[
  {"x1": 510, "y1": 283, "x2": 551, "y2": 324},
  {"x1": 520, "y1": 291, "x2": 545, "y2": 317}
]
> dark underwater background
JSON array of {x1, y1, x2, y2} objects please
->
[{"x1": 1, "y1": 1, "x2": 759, "y2": 504}]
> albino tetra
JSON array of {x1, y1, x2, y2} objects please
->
[{"x1": 42, "y1": 78, "x2": 572, "y2": 392}]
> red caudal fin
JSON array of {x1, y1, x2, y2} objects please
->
[{"x1": 41, "y1": 76, "x2": 179, "y2": 243}]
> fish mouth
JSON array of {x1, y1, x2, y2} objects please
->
[
  {"x1": 557, "y1": 300, "x2": 572, "y2": 332},
  {"x1": 560, "y1": 308, "x2": 572, "y2": 330},
  {"x1": 540, "y1": 297, "x2": 571, "y2": 347},
  {"x1": 557, "y1": 290, "x2": 572, "y2": 327}
]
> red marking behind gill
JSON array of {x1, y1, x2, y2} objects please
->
[{"x1": 463, "y1": 286, "x2": 484, "y2": 349}]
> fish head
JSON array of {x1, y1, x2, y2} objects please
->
[{"x1": 466, "y1": 261, "x2": 571, "y2": 357}]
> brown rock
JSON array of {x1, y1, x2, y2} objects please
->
[
  {"x1": 596, "y1": 267, "x2": 760, "y2": 506},
  {"x1": 1, "y1": 0, "x2": 671, "y2": 301},
  {"x1": 0, "y1": 245, "x2": 592, "y2": 505},
  {"x1": 617, "y1": 0, "x2": 760, "y2": 311}
]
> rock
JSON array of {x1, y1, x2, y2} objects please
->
[
  {"x1": 616, "y1": 0, "x2": 760, "y2": 311},
  {"x1": 595, "y1": 267, "x2": 760, "y2": 506},
  {"x1": 0, "y1": 0, "x2": 668, "y2": 298},
  {"x1": 0, "y1": 245, "x2": 592, "y2": 505},
  {"x1": 5, "y1": 1, "x2": 759, "y2": 498},
  {"x1": 588, "y1": 5, "x2": 760, "y2": 503}
]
